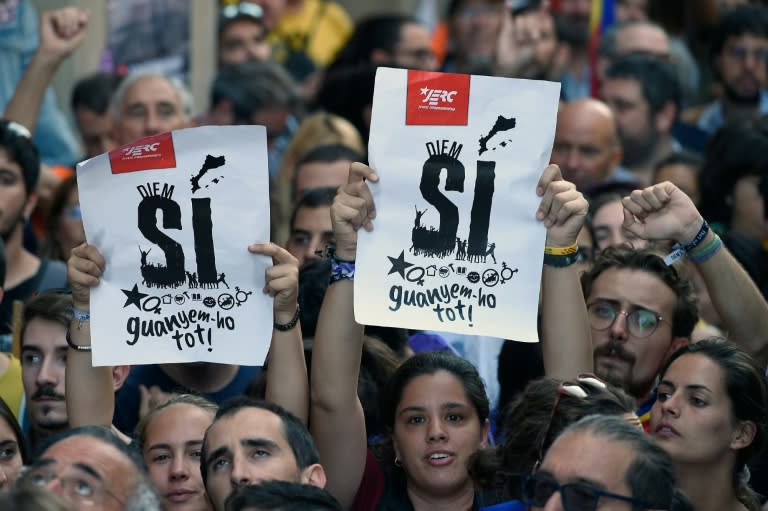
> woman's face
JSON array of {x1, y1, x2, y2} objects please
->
[
  {"x1": 143, "y1": 403, "x2": 214, "y2": 511},
  {"x1": 392, "y1": 370, "x2": 488, "y2": 499},
  {"x1": 650, "y1": 353, "x2": 753, "y2": 465},
  {"x1": 0, "y1": 416, "x2": 23, "y2": 491},
  {"x1": 57, "y1": 188, "x2": 85, "y2": 261}
]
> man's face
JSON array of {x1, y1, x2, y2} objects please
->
[
  {"x1": 450, "y1": 0, "x2": 505, "y2": 66},
  {"x1": 601, "y1": 77, "x2": 659, "y2": 166},
  {"x1": 74, "y1": 106, "x2": 116, "y2": 159},
  {"x1": 203, "y1": 407, "x2": 305, "y2": 511},
  {"x1": 615, "y1": 0, "x2": 649, "y2": 23},
  {"x1": 293, "y1": 159, "x2": 351, "y2": 200},
  {"x1": 588, "y1": 267, "x2": 679, "y2": 401},
  {"x1": 219, "y1": 19, "x2": 271, "y2": 66},
  {"x1": 592, "y1": 200, "x2": 647, "y2": 252},
  {"x1": 551, "y1": 103, "x2": 621, "y2": 190},
  {"x1": 287, "y1": 205, "x2": 333, "y2": 267},
  {"x1": 27, "y1": 435, "x2": 137, "y2": 510},
  {"x1": 114, "y1": 76, "x2": 188, "y2": 146},
  {"x1": 0, "y1": 148, "x2": 33, "y2": 243},
  {"x1": 391, "y1": 22, "x2": 438, "y2": 71},
  {"x1": 21, "y1": 318, "x2": 68, "y2": 433},
  {"x1": 717, "y1": 33, "x2": 768, "y2": 104},
  {"x1": 534, "y1": 430, "x2": 636, "y2": 510},
  {"x1": 556, "y1": 0, "x2": 592, "y2": 47},
  {"x1": 248, "y1": 0, "x2": 287, "y2": 31}
]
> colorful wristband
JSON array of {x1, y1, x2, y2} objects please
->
[
  {"x1": 683, "y1": 220, "x2": 710, "y2": 252},
  {"x1": 543, "y1": 252, "x2": 580, "y2": 268},
  {"x1": 544, "y1": 242, "x2": 578, "y2": 256},
  {"x1": 687, "y1": 233, "x2": 723, "y2": 265},
  {"x1": 330, "y1": 257, "x2": 355, "y2": 283}
]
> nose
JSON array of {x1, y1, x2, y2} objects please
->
[
  {"x1": 37, "y1": 357, "x2": 59, "y2": 386},
  {"x1": 565, "y1": 149, "x2": 581, "y2": 173},
  {"x1": 169, "y1": 455, "x2": 189, "y2": 482},
  {"x1": 541, "y1": 490, "x2": 564, "y2": 511},
  {"x1": 46, "y1": 476, "x2": 65, "y2": 496},
  {"x1": 229, "y1": 456, "x2": 251, "y2": 487},
  {"x1": 306, "y1": 236, "x2": 322, "y2": 263},
  {"x1": 608, "y1": 310, "x2": 630, "y2": 342},
  {"x1": 660, "y1": 392, "x2": 680, "y2": 417},
  {"x1": 427, "y1": 418, "x2": 448, "y2": 442},
  {"x1": 144, "y1": 109, "x2": 162, "y2": 136},
  {"x1": 0, "y1": 467, "x2": 8, "y2": 489}
]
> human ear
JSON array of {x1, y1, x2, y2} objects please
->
[
  {"x1": 731, "y1": 420, "x2": 757, "y2": 451},
  {"x1": 300, "y1": 463, "x2": 327, "y2": 488}
]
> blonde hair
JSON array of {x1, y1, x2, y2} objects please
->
[
  {"x1": 134, "y1": 394, "x2": 218, "y2": 449},
  {"x1": 273, "y1": 112, "x2": 364, "y2": 245}
]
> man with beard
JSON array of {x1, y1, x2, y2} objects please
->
[
  {"x1": 0, "y1": 122, "x2": 67, "y2": 351},
  {"x1": 19, "y1": 291, "x2": 71, "y2": 451},
  {"x1": 553, "y1": 0, "x2": 592, "y2": 99},
  {"x1": 694, "y1": 4, "x2": 768, "y2": 134},
  {"x1": 579, "y1": 180, "x2": 768, "y2": 431},
  {"x1": 601, "y1": 55, "x2": 682, "y2": 185}
]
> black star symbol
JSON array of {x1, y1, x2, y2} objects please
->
[
  {"x1": 387, "y1": 250, "x2": 413, "y2": 279},
  {"x1": 121, "y1": 284, "x2": 148, "y2": 309}
]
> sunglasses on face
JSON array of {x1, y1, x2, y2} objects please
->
[
  {"x1": 221, "y1": 2, "x2": 263, "y2": 20},
  {"x1": 533, "y1": 374, "x2": 607, "y2": 469},
  {"x1": 521, "y1": 473, "x2": 652, "y2": 511}
]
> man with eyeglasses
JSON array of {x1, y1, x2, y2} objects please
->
[
  {"x1": 579, "y1": 180, "x2": 768, "y2": 430},
  {"x1": 218, "y1": 2, "x2": 272, "y2": 67},
  {"x1": 518, "y1": 414, "x2": 675, "y2": 511},
  {"x1": 23, "y1": 425, "x2": 161, "y2": 510},
  {"x1": 691, "y1": 4, "x2": 768, "y2": 134}
]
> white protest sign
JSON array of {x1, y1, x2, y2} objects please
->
[
  {"x1": 356, "y1": 68, "x2": 560, "y2": 342},
  {"x1": 77, "y1": 126, "x2": 273, "y2": 366}
]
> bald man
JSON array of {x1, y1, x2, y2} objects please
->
[{"x1": 550, "y1": 99, "x2": 628, "y2": 191}]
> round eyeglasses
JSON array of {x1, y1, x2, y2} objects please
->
[{"x1": 587, "y1": 300, "x2": 666, "y2": 338}]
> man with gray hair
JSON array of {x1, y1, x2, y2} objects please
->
[
  {"x1": 111, "y1": 71, "x2": 193, "y2": 146},
  {"x1": 21, "y1": 425, "x2": 161, "y2": 510},
  {"x1": 521, "y1": 414, "x2": 676, "y2": 510}
]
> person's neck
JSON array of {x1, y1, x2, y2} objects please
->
[
  {"x1": 3, "y1": 224, "x2": 40, "y2": 290},
  {"x1": 159, "y1": 363, "x2": 240, "y2": 393},
  {"x1": 625, "y1": 136, "x2": 675, "y2": 186},
  {"x1": 566, "y1": 47, "x2": 589, "y2": 76},
  {"x1": 722, "y1": 95, "x2": 761, "y2": 123},
  {"x1": 675, "y1": 460, "x2": 746, "y2": 511},
  {"x1": 407, "y1": 479, "x2": 475, "y2": 511}
]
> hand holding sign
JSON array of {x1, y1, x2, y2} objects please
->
[
  {"x1": 248, "y1": 243, "x2": 300, "y2": 325},
  {"x1": 331, "y1": 163, "x2": 379, "y2": 261},
  {"x1": 68, "y1": 243, "x2": 106, "y2": 312},
  {"x1": 536, "y1": 164, "x2": 588, "y2": 247}
]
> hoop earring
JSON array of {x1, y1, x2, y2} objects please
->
[{"x1": 394, "y1": 457, "x2": 402, "y2": 467}]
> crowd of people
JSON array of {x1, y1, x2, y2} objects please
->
[{"x1": 0, "y1": 0, "x2": 767, "y2": 510}]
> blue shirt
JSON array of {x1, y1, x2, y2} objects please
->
[{"x1": 697, "y1": 89, "x2": 768, "y2": 134}]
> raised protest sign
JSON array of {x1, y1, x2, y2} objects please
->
[
  {"x1": 356, "y1": 68, "x2": 560, "y2": 342},
  {"x1": 77, "y1": 126, "x2": 273, "y2": 366}
]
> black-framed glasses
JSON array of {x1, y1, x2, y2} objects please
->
[
  {"x1": 533, "y1": 374, "x2": 606, "y2": 469},
  {"x1": 586, "y1": 300, "x2": 666, "y2": 338},
  {"x1": 521, "y1": 473, "x2": 653, "y2": 511}
]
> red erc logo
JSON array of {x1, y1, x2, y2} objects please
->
[
  {"x1": 109, "y1": 132, "x2": 177, "y2": 174},
  {"x1": 405, "y1": 70, "x2": 471, "y2": 126}
]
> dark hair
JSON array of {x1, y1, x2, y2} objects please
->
[
  {"x1": 290, "y1": 187, "x2": 337, "y2": 231},
  {"x1": 201, "y1": 397, "x2": 319, "y2": 485},
  {"x1": 0, "y1": 237, "x2": 6, "y2": 289},
  {"x1": 314, "y1": 66, "x2": 377, "y2": 143},
  {"x1": 710, "y1": 4, "x2": 768, "y2": 64},
  {"x1": 296, "y1": 144, "x2": 364, "y2": 169},
  {"x1": 21, "y1": 291, "x2": 73, "y2": 349},
  {"x1": 0, "y1": 120, "x2": 39, "y2": 196},
  {"x1": 210, "y1": 61, "x2": 302, "y2": 122},
  {"x1": 699, "y1": 117, "x2": 768, "y2": 229},
  {"x1": 447, "y1": 0, "x2": 503, "y2": 18},
  {"x1": 42, "y1": 176, "x2": 79, "y2": 261},
  {"x1": 359, "y1": 336, "x2": 400, "y2": 439},
  {"x1": 605, "y1": 54, "x2": 681, "y2": 116},
  {"x1": 581, "y1": 246, "x2": 698, "y2": 338},
  {"x1": 70, "y1": 72, "x2": 122, "y2": 114},
  {"x1": 298, "y1": 258, "x2": 331, "y2": 339},
  {"x1": 364, "y1": 325, "x2": 410, "y2": 358},
  {"x1": 659, "y1": 339, "x2": 768, "y2": 511},
  {"x1": 0, "y1": 396, "x2": 28, "y2": 464},
  {"x1": 563, "y1": 414, "x2": 676, "y2": 510},
  {"x1": 224, "y1": 481, "x2": 342, "y2": 511},
  {"x1": 470, "y1": 377, "x2": 635, "y2": 497},
  {"x1": 329, "y1": 14, "x2": 418, "y2": 72}
]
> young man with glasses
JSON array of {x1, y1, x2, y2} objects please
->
[{"x1": 579, "y1": 180, "x2": 768, "y2": 429}]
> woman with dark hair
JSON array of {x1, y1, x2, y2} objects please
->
[
  {"x1": 42, "y1": 176, "x2": 84, "y2": 263},
  {"x1": 0, "y1": 396, "x2": 26, "y2": 491},
  {"x1": 470, "y1": 375, "x2": 637, "y2": 500},
  {"x1": 651, "y1": 339, "x2": 768, "y2": 511},
  {"x1": 310, "y1": 163, "x2": 593, "y2": 510}
]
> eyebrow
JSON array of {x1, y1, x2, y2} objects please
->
[
  {"x1": 242, "y1": 438, "x2": 280, "y2": 452},
  {"x1": 659, "y1": 379, "x2": 712, "y2": 394},
  {"x1": 398, "y1": 403, "x2": 468, "y2": 416},
  {"x1": 74, "y1": 462, "x2": 103, "y2": 481},
  {"x1": 537, "y1": 470, "x2": 607, "y2": 492},
  {"x1": 148, "y1": 440, "x2": 203, "y2": 452},
  {"x1": 0, "y1": 439, "x2": 18, "y2": 449},
  {"x1": 205, "y1": 446, "x2": 230, "y2": 468}
]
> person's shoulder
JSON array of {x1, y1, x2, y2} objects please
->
[{"x1": 35, "y1": 257, "x2": 68, "y2": 293}]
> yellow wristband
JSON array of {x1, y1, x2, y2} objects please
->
[{"x1": 544, "y1": 242, "x2": 578, "y2": 256}]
